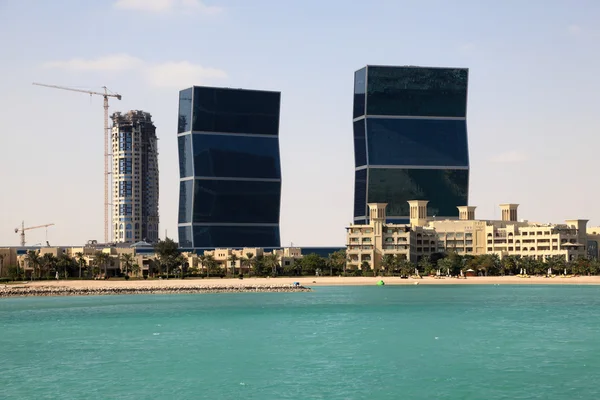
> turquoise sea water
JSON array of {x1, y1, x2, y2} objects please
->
[{"x1": 2, "y1": 285, "x2": 600, "y2": 399}]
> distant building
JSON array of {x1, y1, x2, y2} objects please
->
[
  {"x1": 352, "y1": 66, "x2": 470, "y2": 224},
  {"x1": 347, "y1": 202, "x2": 590, "y2": 270},
  {"x1": 177, "y1": 86, "x2": 282, "y2": 249},
  {"x1": 111, "y1": 111, "x2": 159, "y2": 243}
]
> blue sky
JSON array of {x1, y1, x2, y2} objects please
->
[{"x1": 1, "y1": 0, "x2": 599, "y2": 247}]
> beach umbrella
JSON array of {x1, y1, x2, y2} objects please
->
[
  {"x1": 447, "y1": 268, "x2": 450, "y2": 276},
  {"x1": 548, "y1": 268, "x2": 552, "y2": 275},
  {"x1": 564, "y1": 268, "x2": 567, "y2": 275},
  {"x1": 415, "y1": 268, "x2": 418, "y2": 275},
  {"x1": 460, "y1": 270, "x2": 464, "y2": 277},
  {"x1": 524, "y1": 268, "x2": 527, "y2": 275}
]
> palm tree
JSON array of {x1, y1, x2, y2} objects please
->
[
  {"x1": 41, "y1": 254, "x2": 57, "y2": 280},
  {"x1": 244, "y1": 253, "x2": 254, "y2": 277},
  {"x1": 56, "y1": 254, "x2": 73, "y2": 279},
  {"x1": 381, "y1": 254, "x2": 396, "y2": 276},
  {"x1": 132, "y1": 263, "x2": 141, "y2": 277},
  {"x1": 198, "y1": 254, "x2": 208, "y2": 278},
  {"x1": 204, "y1": 254, "x2": 218, "y2": 277},
  {"x1": 94, "y1": 251, "x2": 110, "y2": 278},
  {"x1": 228, "y1": 254, "x2": 238, "y2": 277},
  {"x1": 27, "y1": 250, "x2": 40, "y2": 280},
  {"x1": 75, "y1": 252, "x2": 87, "y2": 279},
  {"x1": 120, "y1": 253, "x2": 134, "y2": 277},
  {"x1": 263, "y1": 253, "x2": 279, "y2": 276}
]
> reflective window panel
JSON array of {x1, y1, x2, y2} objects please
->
[
  {"x1": 353, "y1": 119, "x2": 367, "y2": 167},
  {"x1": 192, "y1": 134, "x2": 281, "y2": 179},
  {"x1": 178, "y1": 226, "x2": 193, "y2": 248},
  {"x1": 192, "y1": 225, "x2": 280, "y2": 248},
  {"x1": 366, "y1": 66, "x2": 468, "y2": 118},
  {"x1": 354, "y1": 169, "x2": 367, "y2": 219},
  {"x1": 178, "y1": 88, "x2": 193, "y2": 133},
  {"x1": 367, "y1": 168, "x2": 468, "y2": 217},
  {"x1": 192, "y1": 87, "x2": 280, "y2": 136},
  {"x1": 193, "y1": 179, "x2": 281, "y2": 224},
  {"x1": 178, "y1": 134, "x2": 193, "y2": 178},
  {"x1": 353, "y1": 67, "x2": 367, "y2": 118},
  {"x1": 366, "y1": 118, "x2": 469, "y2": 167},
  {"x1": 178, "y1": 180, "x2": 193, "y2": 224}
]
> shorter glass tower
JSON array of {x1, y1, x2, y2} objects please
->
[{"x1": 177, "y1": 86, "x2": 282, "y2": 249}]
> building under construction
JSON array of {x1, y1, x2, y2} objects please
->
[{"x1": 111, "y1": 111, "x2": 159, "y2": 243}]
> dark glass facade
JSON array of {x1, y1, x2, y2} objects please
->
[
  {"x1": 178, "y1": 86, "x2": 282, "y2": 248},
  {"x1": 353, "y1": 66, "x2": 470, "y2": 221}
]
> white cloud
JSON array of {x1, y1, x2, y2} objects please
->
[
  {"x1": 114, "y1": 0, "x2": 222, "y2": 14},
  {"x1": 567, "y1": 24, "x2": 582, "y2": 35},
  {"x1": 145, "y1": 61, "x2": 227, "y2": 88},
  {"x1": 43, "y1": 54, "x2": 143, "y2": 72},
  {"x1": 43, "y1": 54, "x2": 227, "y2": 88},
  {"x1": 490, "y1": 150, "x2": 529, "y2": 164}
]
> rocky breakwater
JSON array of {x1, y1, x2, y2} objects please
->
[{"x1": 0, "y1": 284, "x2": 312, "y2": 298}]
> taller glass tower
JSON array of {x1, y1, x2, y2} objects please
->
[
  {"x1": 177, "y1": 86, "x2": 282, "y2": 249},
  {"x1": 353, "y1": 66, "x2": 470, "y2": 224}
]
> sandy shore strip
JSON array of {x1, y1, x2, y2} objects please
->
[{"x1": 3, "y1": 275, "x2": 600, "y2": 292}]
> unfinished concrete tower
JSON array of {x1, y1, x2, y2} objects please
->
[{"x1": 111, "y1": 111, "x2": 159, "y2": 243}]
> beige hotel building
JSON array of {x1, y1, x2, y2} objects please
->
[{"x1": 347, "y1": 201, "x2": 599, "y2": 270}]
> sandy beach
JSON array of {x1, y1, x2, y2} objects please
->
[{"x1": 6, "y1": 275, "x2": 600, "y2": 289}]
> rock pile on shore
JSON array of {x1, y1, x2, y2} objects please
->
[{"x1": 0, "y1": 284, "x2": 311, "y2": 298}]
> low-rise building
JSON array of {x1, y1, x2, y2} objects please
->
[{"x1": 347, "y1": 201, "x2": 591, "y2": 270}]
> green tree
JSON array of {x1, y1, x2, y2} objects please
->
[
  {"x1": 154, "y1": 237, "x2": 180, "y2": 279},
  {"x1": 6, "y1": 265, "x2": 20, "y2": 281},
  {"x1": 27, "y1": 250, "x2": 40, "y2": 280},
  {"x1": 120, "y1": 253, "x2": 134, "y2": 276},
  {"x1": 41, "y1": 253, "x2": 57, "y2": 279},
  {"x1": 94, "y1": 251, "x2": 111, "y2": 278},
  {"x1": 243, "y1": 253, "x2": 254, "y2": 277},
  {"x1": 397, "y1": 258, "x2": 414, "y2": 277},
  {"x1": 131, "y1": 262, "x2": 141, "y2": 277},
  {"x1": 227, "y1": 254, "x2": 238, "y2": 276},
  {"x1": 381, "y1": 254, "x2": 396, "y2": 276},
  {"x1": 56, "y1": 254, "x2": 74, "y2": 279},
  {"x1": 418, "y1": 255, "x2": 434, "y2": 276},
  {"x1": 75, "y1": 252, "x2": 87, "y2": 279},
  {"x1": 500, "y1": 255, "x2": 519, "y2": 275},
  {"x1": 301, "y1": 253, "x2": 326, "y2": 276},
  {"x1": 328, "y1": 250, "x2": 347, "y2": 276},
  {"x1": 263, "y1": 253, "x2": 280, "y2": 277}
]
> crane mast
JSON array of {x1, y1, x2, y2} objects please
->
[
  {"x1": 32, "y1": 82, "x2": 122, "y2": 243},
  {"x1": 15, "y1": 222, "x2": 55, "y2": 247}
]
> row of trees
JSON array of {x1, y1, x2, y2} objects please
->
[
  {"x1": 377, "y1": 252, "x2": 600, "y2": 277},
  {"x1": 6, "y1": 236, "x2": 599, "y2": 280},
  {"x1": 2, "y1": 251, "x2": 142, "y2": 281}
]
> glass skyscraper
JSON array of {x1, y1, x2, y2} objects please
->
[
  {"x1": 177, "y1": 86, "x2": 282, "y2": 249},
  {"x1": 353, "y1": 66, "x2": 469, "y2": 224}
]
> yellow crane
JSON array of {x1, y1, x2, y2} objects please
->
[
  {"x1": 15, "y1": 222, "x2": 55, "y2": 247},
  {"x1": 32, "y1": 82, "x2": 122, "y2": 243}
]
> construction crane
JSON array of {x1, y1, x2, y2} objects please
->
[
  {"x1": 32, "y1": 82, "x2": 122, "y2": 243},
  {"x1": 15, "y1": 222, "x2": 55, "y2": 247}
]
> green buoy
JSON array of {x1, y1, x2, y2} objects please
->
[{"x1": 377, "y1": 280, "x2": 385, "y2": 286}]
